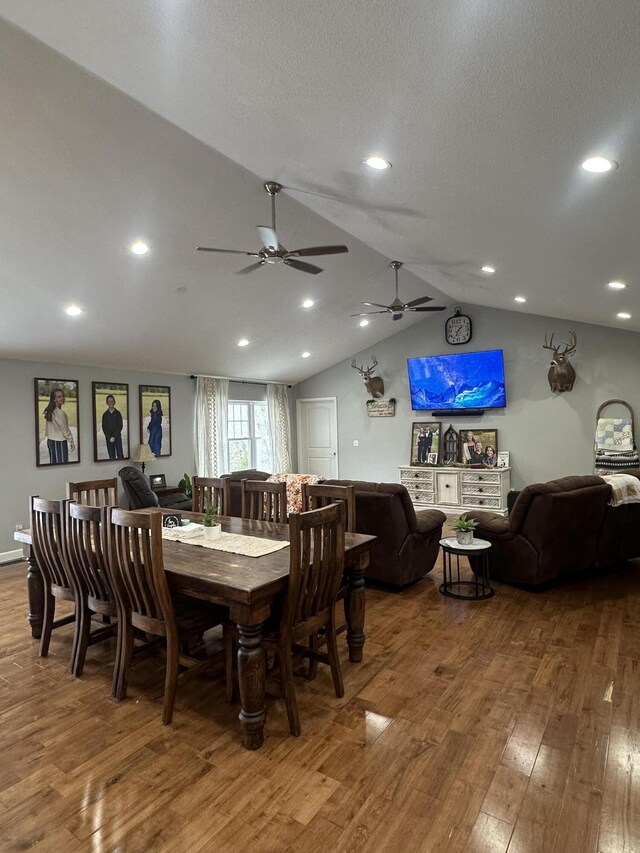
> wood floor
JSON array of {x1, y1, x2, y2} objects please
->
[{"x1": 1, "y1": 550, "x2": 639, "y2": 852}]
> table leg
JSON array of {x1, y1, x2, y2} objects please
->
[
  {"x1": 346, "y1": 554, "x2": 367, "y2": 663},
  {"x1": 237, "y1": 621, "x2": 266, "y2": 750},
  {"x1": 25, "y1": 545, "x2": 44, "y2": 639}
]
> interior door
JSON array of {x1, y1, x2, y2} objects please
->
[{"x1": 296, "y1": 397, "x2": 338, "y2": 478}]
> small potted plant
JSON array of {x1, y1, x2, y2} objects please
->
[
  {"x1": 453, "y1": 513, "x2": 478, "y2": 546},
  {"x1": 202, "y1": 503, "x2": 222, "y2": 541}
]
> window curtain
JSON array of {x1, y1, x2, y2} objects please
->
[
  {"x1": 194, "y1": 377, "x2": 229, "y2": 476},
  {"x1": 267, "y1": 383, "x2": 292, "y2": 474}
]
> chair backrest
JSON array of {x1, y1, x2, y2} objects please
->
[
  {"x1": 192, "y1": 476, "x2": 230, "y2": 515},
  {"x1": 66, "y1": 478, "x2": 118, "y2": 507},
  {"x1": 30, "y1": 496, "x2": 71, "y2": 592},
  {"x1": 241, "y1": 479, "x2": 287, "y2": 523},
  {"x1": 283, "y1": 502, "x2": 346, "y2": 638},
  {"x1": 106, "y1": 507, "x2": 173, "y2": 636},
  {"x1": 118, "y1": 466, "x2": 160, "y2": 510},
  {"x1": 300, "y1": 483, "x2": 356, "y2": 532},
  {"x1": 62, "y1": 502, "x2": 115, "y2": 610}
]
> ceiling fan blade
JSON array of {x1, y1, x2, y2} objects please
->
[
  {"x1": 236, "y1": 261, "x2": 266, "y2": 275},
  {"x1": 363, "y1": 301, "x2": 390, "y2": 309},
  {"x1": 287, "y1": 245, "x2": 349, "y2": 257},
  {"x1": 404, "y1": 295, "x2": 434, "y2": 308},
  {"x1": 258, "y1": 226, "x2": 279, "y2": 250},
  {"x1": 284, "y1": 258, "x2": 323, "y2": 275},
  {"x1": 408, "y1": 306, "x2": 447, "y2": 312},
  {"x1": 350, "y1": 310, "x2": 388, "y2": 316},
  {"x1": 197, "y1": 246, "x2": 260, "y2": 256}
]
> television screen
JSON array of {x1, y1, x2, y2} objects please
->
[{"x1": 407, "y1": 349, "x2": 506, "y2": 410}]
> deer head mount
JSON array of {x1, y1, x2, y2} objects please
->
[
  {"x1": 351, "y1": 355, "x2": 385, "y2": 398},
  {"x1": 543, "y1": 331, "x2": 577, "y2": 392}
]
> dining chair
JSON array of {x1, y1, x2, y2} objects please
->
[
  {"x1": 105, "y1": 508, "x2": 225, "y2": 724},
  {"x1": 225, "y1": 501, "x2": 346, "y2": 736},
  {"x1": 30, "y1": 496, "x2": 76, "y2": 659},
  {"x1": 300, "y1": 483, "x2": 356, "y2": 532},
  {"x1": 66, "y1": 478, "x2": 118, "y2": 507},
  {"x1": 192, "y1": 476, "x2": 230, "y2": 516},
  {"x1": 240, "y1": 479, "x2": 287, "y2": 524}
]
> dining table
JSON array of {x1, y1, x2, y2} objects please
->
[{"x1": 15, "y1": 510, "x2": 375, "y2": 749}]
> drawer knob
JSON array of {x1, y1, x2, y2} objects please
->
[
  {"x1": 445, "y1": 484, "x2": 450, "y2": 488},
  {"x1": 479, "y1": 488, "x2": 483, "y2": 493},
  {"x1": 479, "y1": 499, "x2": 484, "y2": 505},
  {"x1": 478, "y1": 476, "x2": 483, "y2": 481}
]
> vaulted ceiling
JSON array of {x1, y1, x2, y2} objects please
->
[{"x1": 1, "y1": 2, "x2": 638, "y2": 382}]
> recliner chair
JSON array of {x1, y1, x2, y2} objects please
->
[{"x1": 118, "y1": 466, "x2": 192, "y2": 511}]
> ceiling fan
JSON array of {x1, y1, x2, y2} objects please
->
[
  {"x1": 352, "y1": 261, "x2": 446, "y2": 321},
  {"x1": 196, "y1": 181, "x2": 349, "y2": 275}
]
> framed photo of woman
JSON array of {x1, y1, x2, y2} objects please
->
[
  {"x1": 34, "y1": 378, "x2": 80, "y2": 467},
  {"x1": 92, "y1": 382, "x2": 130, "y2": 462},
  {"x1": 459, "y1": 429, "x2": 498, "y2": 466},
  {"x1": 139, "y1": 385, "x2": 172, "y2": 458}
]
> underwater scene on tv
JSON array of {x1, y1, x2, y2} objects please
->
[{"x1": 408, "y1": 349, "x2": 507, "y2": 410}]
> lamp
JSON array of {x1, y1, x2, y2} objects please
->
[{"x1": 131, "y1": 443, "x2": 156, "y2": 474}]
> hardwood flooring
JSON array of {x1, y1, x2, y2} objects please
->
[{"x1": 1, "y1": 550, "x2": 640, "y2": 852}]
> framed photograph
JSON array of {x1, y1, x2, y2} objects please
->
[
  {"x1": 459, "y1": 429, "x2": 498, "y2": 466},
  {"x1": 92, "y1": 381, "x2": 130, "y2": 462},
  {"x1": 139, "y1": 385, "x2": 172, "y2": 458},
  {"x1": 410, "y1": 422, "x2": 441, "y2": 466},
  {"x1": 163, "y1": 513, "x2": 182, "y2": 529},
  {"x1": 497, "y1": 451, "x2": 510, "y2": 469},
  {"x1": 34, "y1": 378, "x2": 80, "y2": 467},
  {"x1": 150, "y1": 473, "x2": 167, "y2": 489}
]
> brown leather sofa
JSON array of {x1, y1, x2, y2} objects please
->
[
  {"x1": 221, "y1": 469, "x2": 272, "y2": 517},
  {"x1": 466, "y1": 472, "x2": 640, "y2": 586}
]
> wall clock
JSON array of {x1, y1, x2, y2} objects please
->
[{"x1": 445, "y1": 307, "x2": 472, "y2": 345}]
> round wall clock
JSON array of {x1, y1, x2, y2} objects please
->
[{"x1": 445, "y1": 307, "x2": 472, "y2": 345}]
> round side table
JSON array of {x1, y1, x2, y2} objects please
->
[{"x1": 439, "y1": 537, "x2": 494, "y2": 600}]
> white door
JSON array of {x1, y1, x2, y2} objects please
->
[{"x1": 296, "y1": 397, "x2": 338, "y2": 478}]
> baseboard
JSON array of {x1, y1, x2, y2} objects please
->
[{"x1": 0, "y1": 549, "x2": 23, "y2": 565}]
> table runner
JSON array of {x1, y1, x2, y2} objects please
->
[{"x1": 162, "y1": 526, "x2": 290, "y2": 557}]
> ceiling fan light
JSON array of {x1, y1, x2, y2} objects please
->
[
  {"x1": 359, "y1": 319, "x2": 369, "y2": 327},
  {"x1": 365, "y1": 156, "x2": 391, "y2": 170},
  {"x1": 481, "y1": 265, "x2": 496, "y2": 274}
]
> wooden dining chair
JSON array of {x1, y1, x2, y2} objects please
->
[
  {"x1": 30, "y1": 496, "x2": 77, "y2": 659},
  {"x1": 192, "y1": 476, "x2": 230, "y2": 515},
  {"x1": 240, "y1": 479, "x2": 288, "y2": 524},
  {"x1": 66, "y1": 478, "x2": 118, "y2": 507},
  {"x1": 225, "y1": 501, "x2": 346, "y2": 736},
  {"x1": 105, "y1": 508, "x2": 225, "y2": 724},
  {"x1": 300, "y1": 483, "x2": 356, "y2": 532}
]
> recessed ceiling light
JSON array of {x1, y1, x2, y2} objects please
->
[
  {"x1": 514, "y1": 296, "x2": 527, "y2": 303},
  {"x1": 359, "y1": 319, "x2": 370, "y2": 327},
  {"x1": 65, "y1": 305, "x2": 83, "y2": 316},
  {"x1": 365, "y1": 156, "x2": 392, "y2": 170},
  {"x1": 237, "y1": 338, "x2": 249, "y2": 347},
  {"x1": 302, "y1": 299, "x2": 314, "y2": 308},
  {"x1": 301, "y1": 351, "x2": 311, "y2": 358},
  {"x1": 608, "y1": 281, "x2": 627, "y2": 290},
  {"x1": 617, "y1": 312, "x2": 631, "y2": 320},
  {"x1": 130, "y1": 240, "x2": 149, "y2": 255},
  {"x1": 481, "y1": 265, "x2": 496, "y2": 274},
  {"x1": 581, "y1": 156, "x2": 617, "y2": 173}
]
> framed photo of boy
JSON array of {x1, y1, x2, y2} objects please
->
[
  {"x1": 460, "y1": 429, "x2": 498, "y2": 466},
  {"x1": 139, "y1": 385, "x2": 172, "y2": 458},
  {"x1": 92, "y1": 382, "x2": 130, "y2": 462},
  {"x1": 410, "y1": 422, "x2": 441, "y2": 466},
  {"x1": 34, "y1": 378, "x2": 80, "y2": 467}
]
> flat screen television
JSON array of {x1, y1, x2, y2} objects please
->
[{"x1": 407, "y1": 349, "x2": 506, "y2": 411}]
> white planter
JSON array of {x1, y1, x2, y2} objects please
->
[
  {"x1": 456, "y1": 530, "x2": 474, "y2": 546},
  {"x1": 203, "y1": 524, "x2": 222, "y2": 541}
]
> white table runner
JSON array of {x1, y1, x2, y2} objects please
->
[{"x1": 162, "y1": 525, "x2": 290, "y2": 558}]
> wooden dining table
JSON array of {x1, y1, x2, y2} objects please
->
[{"x1": 15, "y1": 511, "x2": 375, "y2": 749}]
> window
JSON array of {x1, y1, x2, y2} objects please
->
[{"x1": 227, "y1": 401, "x2": 272, "y2": 472}]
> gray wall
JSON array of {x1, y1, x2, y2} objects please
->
[{"x1": 292, "y1": 305, "x2": 640, "y2": 490}]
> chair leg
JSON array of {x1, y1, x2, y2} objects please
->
[
  {"x1": 279, "y1": 644, "x2": 301, "y2": 737},
  {"x1": 307, "y1": 632, "x2": 319, "y2": 681},
  {"x1": 39, "y1": 590, "x2": 55, "y2": 657},
  {"x1": 162, "y1": 628, "x2": 179, "y2": 725},
  {"x1": 111, "y1": 611, "x2": 125, "y2": 699},
  {"x1": 326, "y1": 614, "x2": 344, "y2": 699},
  {"x1": 115, "y1": 618, "x2": 134, "y2": 701},
  {"x1": 71, "y1": 604, "x2": 91, "y2": 677},
  {"x1": 224, "y1": 627, "x2": 235, "y2": 703}
]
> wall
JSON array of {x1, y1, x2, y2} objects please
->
[{"x1": 292, "y1": 305, "x2": 640, "y2": 490}]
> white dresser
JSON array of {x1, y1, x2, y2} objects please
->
[{"x1": 398, "y1": 466, "x2": 511, "y2": 516}]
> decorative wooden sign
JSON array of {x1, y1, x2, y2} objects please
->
[{"x1": 366, "y1": 400, "x2": 396, "y2": 417}]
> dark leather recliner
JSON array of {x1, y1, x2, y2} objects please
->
[
  {"x1": 118, "y1": 466, "x2": 192, "y2": 511},
  {"x1": 221, "y1": 469, "x2": 272, "y2": 517}
]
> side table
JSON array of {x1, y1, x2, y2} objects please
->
[{"x1": 439, "y1": 537, "x2": 494, "y2": 600}]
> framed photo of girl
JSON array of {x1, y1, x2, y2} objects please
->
[
  {"x1": 92, "y1": 382, "x2": 130, "y2": 462},
  {"x1": 34, "y1": 378, "x2": 80, "y2": 467},
  {"x1": 410, "y1": 421, "x2": 441, "y2": 466},
  {"x1": 459, "y1": 429, "x2": 498, "y2": 467},
  {"x1": 139, "y1": 385, "x2": 172, "y2": 458}
]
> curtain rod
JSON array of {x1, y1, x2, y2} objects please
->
[{"x1": 190, "y1": 374, "x2": 291, "y2": 388}]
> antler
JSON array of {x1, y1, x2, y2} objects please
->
[
  {"x1": 351, "y1": 358, "x2": 364, "y2": 375},
  {"x1": 351, "y1": 355, "x2": 378, "y2": 376},
  {"x1": 560, "y1": 331, "x2": 577, "y2": 357},
  {"x1": 369, "y1": 355, "x2": 378, "y2": 371},
  {"x1": 542, "y1": 333, "x2": 557, "y2": 352}
]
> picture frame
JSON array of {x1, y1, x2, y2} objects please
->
[
  {"x1": 150, "y1": 473, "x2": 167, "y2": 489},
  {"x1": 497, "y1": 450, "x2": 510, "y2": 469},
  {"x1": 92, "y1": 381, "x2": 130, "y2": 462},
  {"x1": 410, "y1": 421, "x2": 441, "y2": 466},
  {"x1": 139, "y1": 385, "x2": 172, "y2": 458},
  {"x1": 459, "y1": 429, "x2": 499, "y2": 467},
  {"x1": 34, "y1": 378, "x2": 80, "y2": 467}
]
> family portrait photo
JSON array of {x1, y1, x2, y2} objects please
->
[
  {"x1": 92, "y1": 382, "x2": 130, "y2": 462},
  {"x1": 139, "y1": 385, "x2": 172, "y2": 458},
  {"x1": 410, "y1": 422, "x2": 441, "y2": 466},
  {"x1": 460, "y1": 429, "x2": 499, "y2": 466},
  {"x1": 34, "y1": 378, "x2": 80, "y2": 467}
]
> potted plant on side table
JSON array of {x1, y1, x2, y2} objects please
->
[
  {"x1": 202, "y1": 504, "x2": 222, "y2": 541},
  {"x1": 453, "y1": 513, "x2": 478, "y2": 546}
]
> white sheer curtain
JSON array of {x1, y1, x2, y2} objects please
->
[
  {"x1": 194, "y1": 377, "x2": 229, "y2": 476},
  {"x1": 267, "y1": 383, "x2": 292, "y2": 474}
]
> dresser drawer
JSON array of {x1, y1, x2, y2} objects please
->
[
  {"x1": 461, "y1": 483, "x2": 501, "y2": 497},
  {"x1": 462, "y1": 495, "x2": 501, "y2": 509},
  {"x1": 411, "y1": 492, "x2": 435, "y2": 505},
  {"x1": 401, "y1": 468, "x2": 435, "y2": 483},
  {"x1": 461, "y1": 472, "x2": 501, "y2": 485}
]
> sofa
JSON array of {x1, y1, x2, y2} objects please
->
[
  {"x1": 221, "y1": 469, "x2": 272, "y2": 517},
  {"x1": 466, "y1": 472, "x2": 640, "y2": 586}
]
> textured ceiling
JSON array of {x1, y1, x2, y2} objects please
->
[{"x1": 0, "y1": 1, "x2": 638, "y2": 382}]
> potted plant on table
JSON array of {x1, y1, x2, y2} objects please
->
[
  {"x1": 202, "y1": 503, "x2": 222, "y2": 541},
  {"x1": 453, "y1": 513, "x2": 478, "y2": 546}
]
